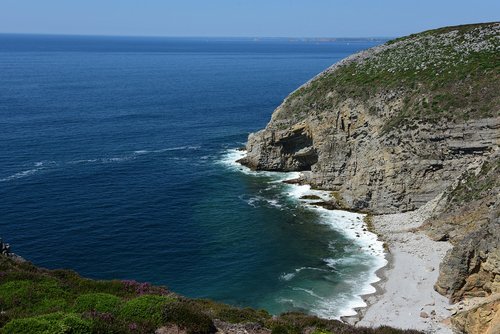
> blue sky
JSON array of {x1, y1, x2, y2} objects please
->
[{"x1": 1, "y1": 0, "x2": 498, "y2": 37}]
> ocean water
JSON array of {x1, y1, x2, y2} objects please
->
[{"x1": 0, "y1": 34, "x2": 386, "y2": 318}]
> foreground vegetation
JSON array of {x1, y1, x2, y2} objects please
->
[{"x1": 0, "y1": 254, "x2": 421, "y2": 334}]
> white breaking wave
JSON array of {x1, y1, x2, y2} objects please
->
[
  {"x1": 134, "y1": 146, "x2": 200, "y2": 155},
  {"x1": 0, "y1": 161, "x2": 58, "y2": 182},
  {"x1": 292, "y1": 287, "x2": 325, "y2": 300},
  {"x1": 239, "y1": 195, "x2": 262, "y2": 208},
  {"x1": 280, "y1": 272, "x2": 296, "y2": 281},
  {"x1": 239, "y1": 194, "x2": 285, "y2": 210},
  {"x1": 133, "y1": 150, "x2": 149, "y2": 154},
  {"x1": 266, "y1": 198, "x2": 283, "y2": 209},
  {"x1": 218, "y1": 149, "x2": 299, "y2": 182},
  {"x1": 324, "y1": 257, "x2": 359, "y2": 268},
  {"x1": 0, "y1": 168, "x2": 42, "y2": 182},
  {"x1": 155, "y1": 145, "x2": 201, "y2": 153},
  {"x1": 296, "y1": 266, "x2": 331, "y2": 273},
  {"x1": 280, "y1": 266, "x2": 331, "y2": 281}
]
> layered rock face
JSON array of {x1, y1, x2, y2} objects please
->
[
  {"x1": 241, "y1": 22, "x2": 500, "y2": 333},
  {"x1": 244, "y1": 111, "x2": 498, "y2": 214},
  {"x1": 424, "y1": 154, "x2": 499, "y2": 334},
  {"x1": 240, "y1": 23, "x2": 499, "y2": 214},
  {"x1": 430, "y1": 157, "x2": 499, "y2": 303}
]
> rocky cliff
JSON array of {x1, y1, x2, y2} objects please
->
[
  {"x1": 425, "y1": 153, "x2": 499, "y2": 334},
  {"x1": 240, "y1": 22, "x2": 499, "y2": 214},
  {"x1": 240, "y1": 22, "x2": 499, "y2": 333},
  {"x1": 427, "y1": 154, "x2": 499, "y2": 303}
]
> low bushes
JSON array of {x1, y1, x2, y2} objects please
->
[
  {"x1": 2, "y1": 312, "x2": 92, "y2": 334},
  {"x1": 164, "y1": 302, "x2": 216, "y2": 334},
  {"x1": 73, "y1": 293, "x2": 122, "y2": 314},
  {"x1": 0, "y1": 278, "x2": 68, "y2": 317},
  {"x1": 192, "y1": 299, "x2": 270, "y2": 324},
  {"x1": 119, "y1": 294, "x2": 176, "y2": 326}
]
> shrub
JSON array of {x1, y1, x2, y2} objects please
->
[
  {"x1": 267, "y1": 312, "x2": 347, "y2": 334},
  {"x1": 163, "y1": 302, "x2": 216, "y2": 334},
  {"x1": 31, "y1": 298, "x2": 68, "y2": 315},
  {"x1": 0, "y1": 280, "x2": 31, "y2": 308},
  {"x1": 2, "y1": 312, "x2": 92, "y2": 334},
  {"x1": 73, "y1": 293, "x2": 122, "y2": 314},
  {"x1": 0, "y1": 279, "x2": 68, "y2": 315},
  {"x1": 271, "y1": 324, "x2": 290, "y2": 334},
  {"x1": 121, "y1": 280, "x2": 170, "y2": 297},
  {"x1": 373, "y1": 326, "x2": 424, "y2": 334},
  {"x1": 83, "y1": 311, "x2": 125, "y2": 334},
  {"x1": 119, "y1": 295, "x2": 175, "y2": 326},
  {"x1": 217, "y1": 306, "x2": 269, "y2": 324},
  {"x1": 192, "y1": 299, "x2": 270, "y2": 324}
]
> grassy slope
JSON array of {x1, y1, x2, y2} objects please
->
[
  {"x1": 276, "y1": 22, "x2": 499, "y2": 131},
  {"x1": 0, "y1": 254, "x2": 422, "y2": 334}
]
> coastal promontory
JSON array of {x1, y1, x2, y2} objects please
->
[{"x1": 240, "y1": 22, "x2": 499, "y2": 333}]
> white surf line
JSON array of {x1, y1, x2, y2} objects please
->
[
  {"x1": 280, "y1": 171, "x2": 387, "y2": 319},
  {"x1": 0, "y1": 146, "x2": 204, "y2": 183},
  {"x1": 221, "y1": 148, "x2": 388, "y2": 319},
  {"x1": 0, "y1": 160, "x2": 58, "y2": 182}
]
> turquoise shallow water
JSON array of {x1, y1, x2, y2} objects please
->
[{"x1": 0, "y1": 34, "x2": 386, "y2": 318}]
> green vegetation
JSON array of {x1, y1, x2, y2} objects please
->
[
  {"x1": 279, "y1": 22, "x2": 499, "y2": 132},
  {"x1": 73, "y1": 293, "x2": 122, "y2": 314},
  {"x1": 119, "y1": 295, "x2": 176, "y2": 326},
  {"x1": 0, "y1": 255, "x2": 174, "y2": 333},
  {"x1": 265, "y1": 312, "x2": 419, "y2": 334},
  {"x1": 2, "y1": 312, "x2": 91, "y2": 334},
  {"x1": 0, "y1": 278, "x2": 69, "y2": 318},
  {"x1": 311, "y1": 331, "x2": 330, "y2": 334},
  {"x1": 448, "y1": 158, "x2": 499, "y2": 205},
  {"x1": 164, "y1": 302, "x2": 216, "y2": 334},
  {"x1": 190, "y1": 299, "x2": 271, "y2": 324},
  {"x1": 300, "y1": 195, "x2": 322, "y2": 200},
  {"x1": 0, "y1": 253, "x2": 423, "y2": 333}
]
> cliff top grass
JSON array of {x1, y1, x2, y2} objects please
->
[
  {"x1": 0, "y1": 254, "x2": 423, "y2": 334},
  {"x1": 279, "y1": 22, "x2": 499, "y2": 131}
]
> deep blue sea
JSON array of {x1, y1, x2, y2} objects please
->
[{"x1": 0, "y1": 34, "x2": 386, "y2": 318}]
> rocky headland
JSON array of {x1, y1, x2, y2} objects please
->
[{"x1": 239, "y1": 22, "x2": 499, "y2": 333}]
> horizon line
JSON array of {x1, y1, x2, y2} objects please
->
[{"x1": 0, "y1": 31, "x2": 395, "y2": 40}]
